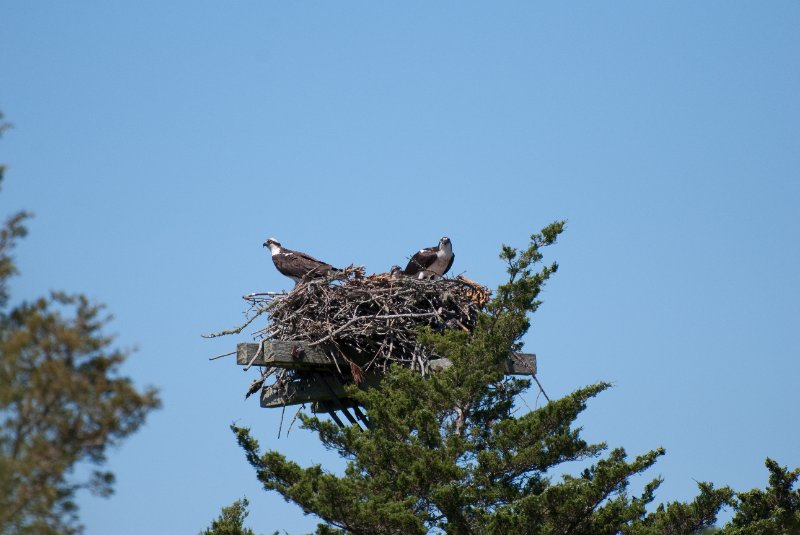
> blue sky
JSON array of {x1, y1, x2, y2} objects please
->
[{"x1": 2, "y1": 2, "x2": 799, "y2": 533}]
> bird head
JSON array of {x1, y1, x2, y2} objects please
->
[
  {"x1": 439, "y1": 236, "x2": 452, "y2": 250},
  {"x1": 390, "y1": 265, "x2": 404, "y2": 279},
  {"x1": 263, "y1": 238, "x2": 281, "y2": 252}
]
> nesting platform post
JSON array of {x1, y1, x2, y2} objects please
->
[{"x1": 236, "y1": 341, "x2": 537, "y2": 413}]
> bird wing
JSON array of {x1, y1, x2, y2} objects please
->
[
  {"x1": 404, "y1": 247, "x2": 438, "y2": 276},
  {"x1": 272, "y1": 253, "x2": 308, "y2": 279},
  {"x1": 287, "y1": 248, "x2": 335, "y2": 269},
  {"x1": 272, "y1": 251, "x2": 328, "y2": 278},
  {"x1": 443, "y1": 253, "x2": 455, "y2": 276}
]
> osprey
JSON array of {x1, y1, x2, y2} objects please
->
[
  {"x1": 389, "y1": 265, "x2": 404, "y2": 280},
  {"x1": 403, "y1": 237, "x2": 454, "y2": 279},
  {"x1": 263, "y1": 238, "x2": 340, "y2": 284}
]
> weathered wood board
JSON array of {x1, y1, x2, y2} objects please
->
[
  {"x1": 261, "y1": 372, "x2": 383, "y2": 408},
  {"x1": 237, "y1": 341, "x2": 536, "y2": 375},
  {"x1": 236, "y1": 341, "x2": 333, "y2": 369},
  {"x1": 238, "y1": 341, "x2": 537, "y2": 408},
  {"x1": 429, "y1": 352, "x2": 536, "y2": 376}
]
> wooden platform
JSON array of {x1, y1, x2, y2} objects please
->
[{"x1": 236, "y1": 341, "x2": 536, "y2": 409}]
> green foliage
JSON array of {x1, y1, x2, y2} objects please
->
[
  {"x1": 722, "y1": 459, "x2": 800, "y2": 534},
  {"x1": 232, "y1": 223, "x2": 799, "y2": 534},
  {"x1": 624, "y1": 482, "x2": 734, "y2": 535},
  {"x1": 0, "y1": 112, "x2": 27, "y2": 310},
  {"x1": 200, "y1": 498, "x2": 259, "y2": 535},
  {"x1": 231, "y1": 223, "x2": 724, "y2": 533},
  {"x1": 0, "y1": 208, "x2": 29, "y2": 310},
  {"x1": 0, "y1": 113, "x2": 161, "y2": 534}
]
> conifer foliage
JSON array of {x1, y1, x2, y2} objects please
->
[
  {"x1": 0, "y1": 113, "x2": 161, "y2": 535},
  {"x1": 200, "y1": 498, "x2": 259, "y2": 535},
  {"x1": 725, "y1": 459, "x2": 800, "y2": 534},
  {"x1": 232, "y1": 222, "x2": 746, "y2": 534}
]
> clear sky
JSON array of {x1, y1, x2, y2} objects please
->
[{"x1": 1, "y1": 2, "x2": 799, "y2": 533}]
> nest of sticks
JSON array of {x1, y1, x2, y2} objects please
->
[
  {"x1": 246, "y1": 266, "x2": 490, "y2": 375},
  {"x1": 214, "y1": 267, "x2": 491, "y2": 402}
]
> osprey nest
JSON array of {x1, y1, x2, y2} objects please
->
[{"x1": 227, "y1": 266, "x2": 491, "y2": 387}]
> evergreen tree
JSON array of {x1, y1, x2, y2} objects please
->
[
  {"x1": 232, "y1": 222, "x2": 743, "y2": 534},
  {"x1": 724, "y1": 459, "x2": 800, "y2": 534},
  {"x1": 200, "y1": 498, "x2": 260, "y2": 535},
  {"x1": 0, "y1": 113, "x2": 161, "y2": 534}
]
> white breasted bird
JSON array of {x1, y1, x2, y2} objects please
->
[
  {"x1": 263, "y1": 238, "x2": 340, "y2": 284},
  {"x1": 403, "y1": 237, "x2": 454, "y2": 279}
]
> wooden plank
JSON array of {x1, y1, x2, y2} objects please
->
[
  {"x1": 237, "y1": 341, "x2": 334, "y2": 369},
  {"x1": 259, "y1": 354, "x2": 536, "y2": 408},
  {"x1": 508, "y1": 352, "x2": 537, "y2": 375},
  {"x1": 261, "y1": 377, "x2": 338, "y2": 407},
  {"x1": 242, "y1": 341, "x2": 536, "y2": 408},
  {"x1": 351, "y1": 405, "x2": 372, "y2": 428},
  {"x1": 429, "y1": 352, "x2": 536, "y2": 376},
  {"x1": 238, "y1": 341, "x2": 536, "y2": 376},
  {"x1": 260, "y1": 372, "x2": 382, "y2": 408},
  {"x1": 319, "y1": 400, "x2": 347, "y2": 428}
]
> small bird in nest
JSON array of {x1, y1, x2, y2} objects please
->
[{"x1": 390, "y1": 265, "x2": 404, "y2": 280}]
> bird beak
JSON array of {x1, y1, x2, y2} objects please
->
[{"x1": 262, "y1": 242, "x2": 268, "y2": 248}]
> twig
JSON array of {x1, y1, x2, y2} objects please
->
[
  {"x1": 208, "y1": 351, "x2": 236, "y2": 361},
  {"x1": 278, "y1": 402, "x2": 286, "y2": 438},
  {"x1": 532, "y1": 374, "x2": 551, "y2": 402},
  {"x1": 243, "y1": 291, "x2": 288, "y2": 299},
  {"x1": 202, "y1": 307, "x2": 269, "y2": 338},
  {"x1": 243, "y1": 339, "x2": 267, "y2": 372},
  {"x1": 308, "y1": 312, "x2": 436, "y2": 347},
  {"x1": 287, "y1": 405, "x2": 304, "y2": 435}
]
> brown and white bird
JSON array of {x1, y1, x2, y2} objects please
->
[
  {"x1": 263, "y1": 238, "x2": 339, "y2": 284},
  {"x1": 403, "y1": 237, "x2": 454, "y2": 279},
  {"x1": 389, "y1": 265, "x2": 404, "y2": 280}
]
